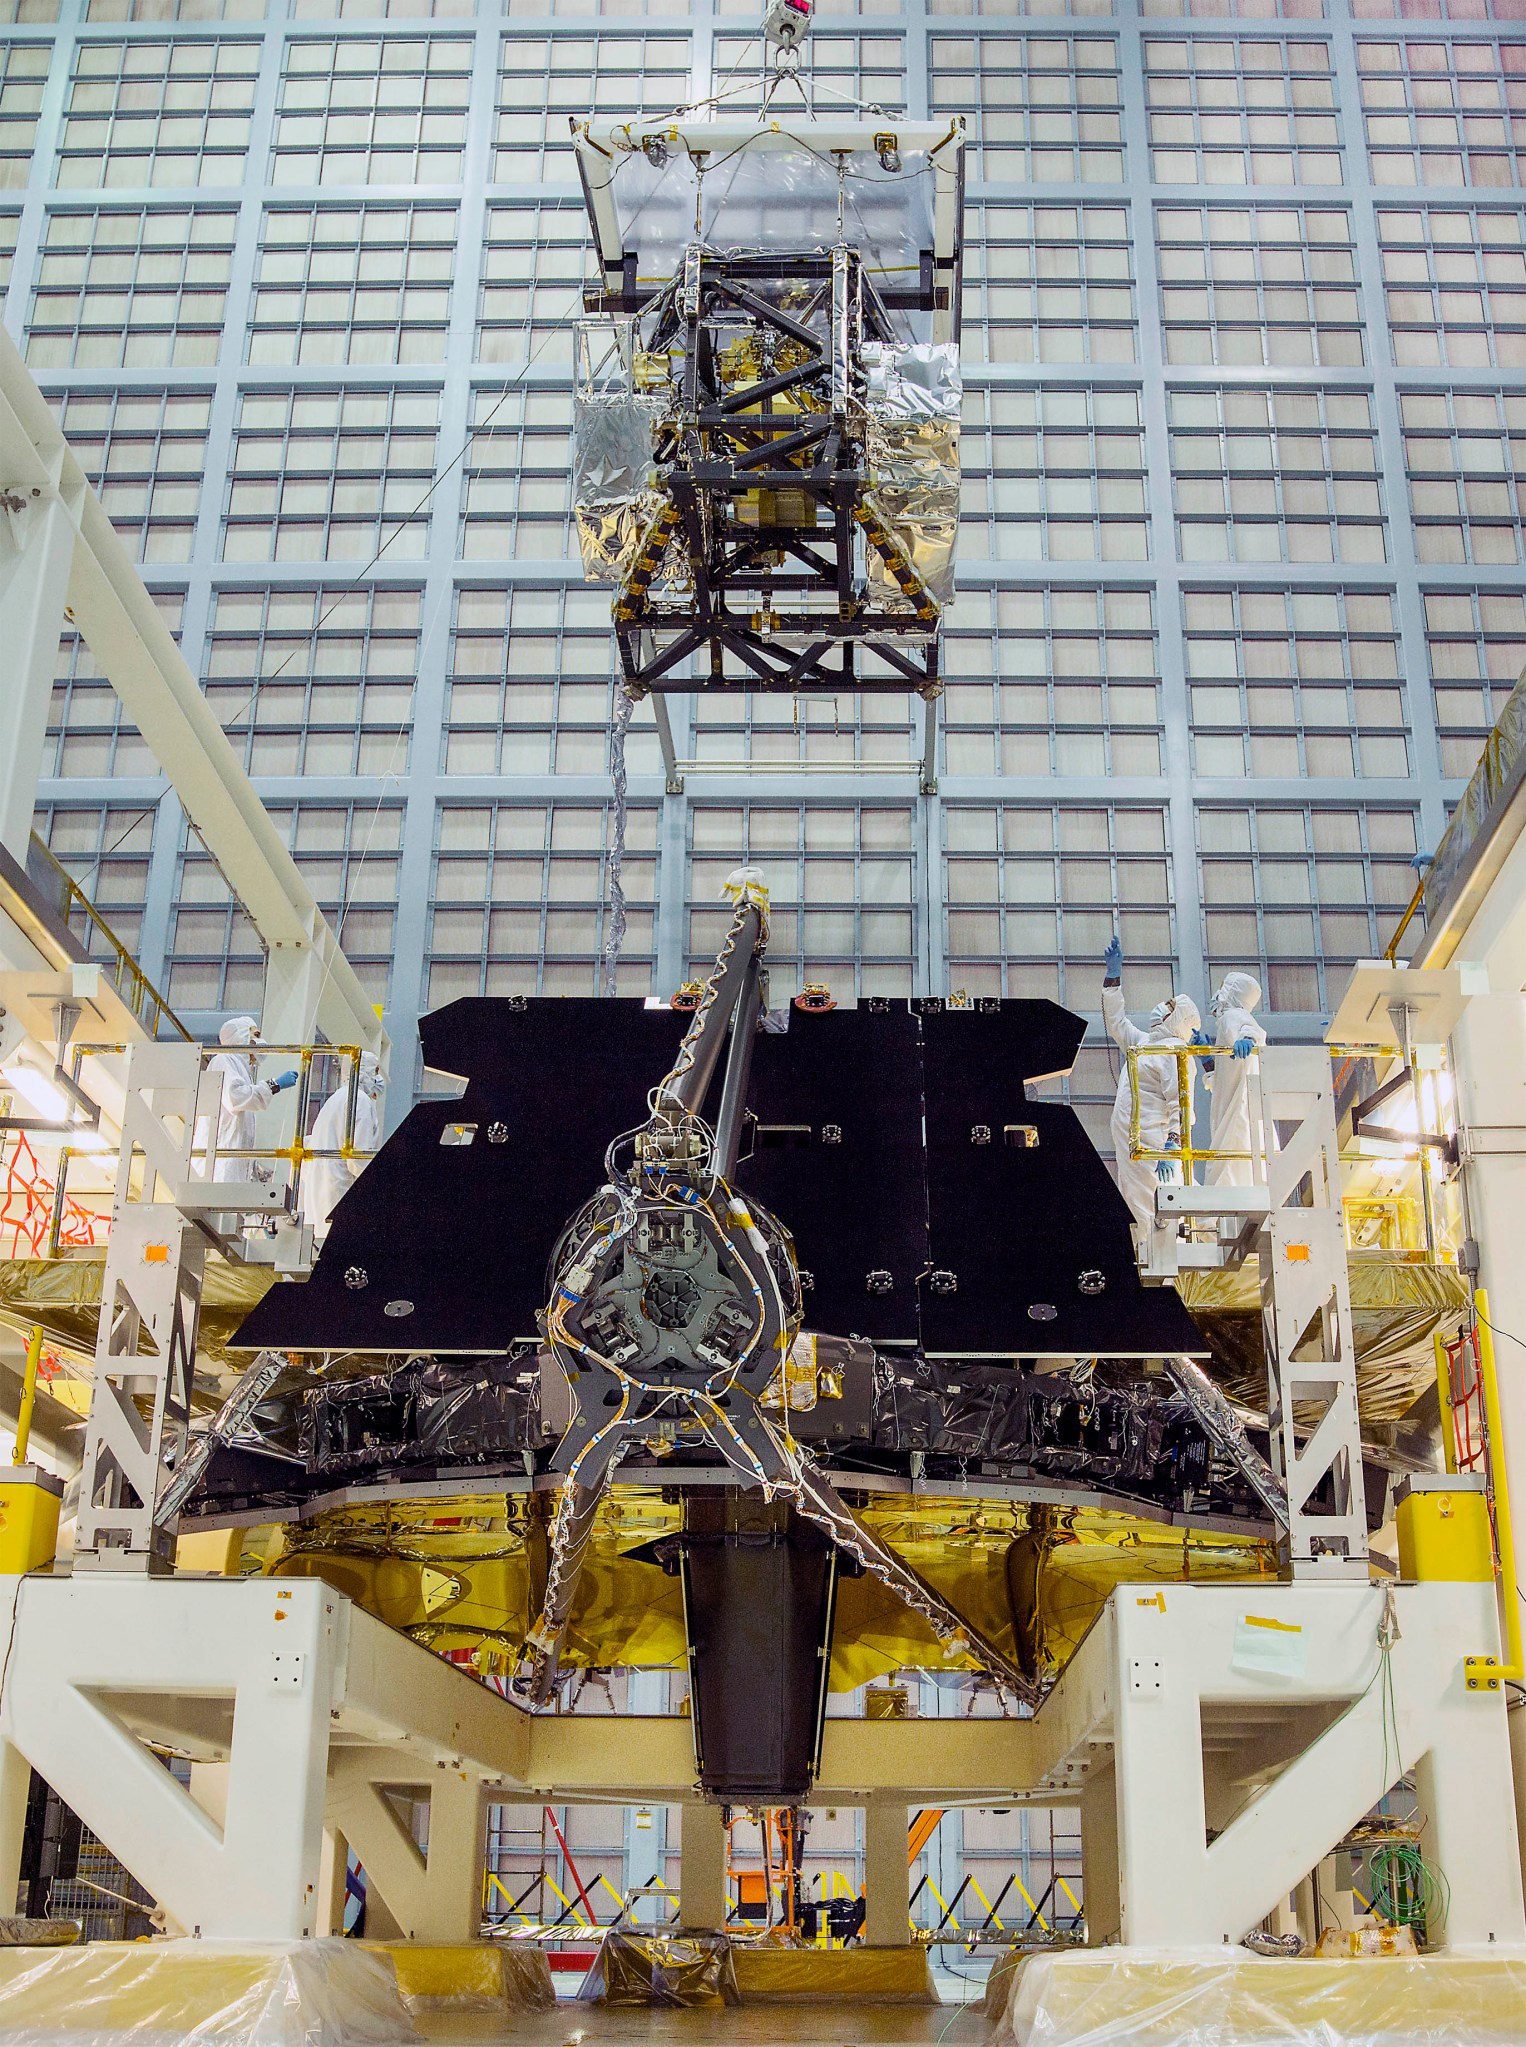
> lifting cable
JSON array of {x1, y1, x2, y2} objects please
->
[{"x1": 601, "y1": 683, "x2": 635, "y2": 998}]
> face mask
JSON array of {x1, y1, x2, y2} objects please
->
[{"x1": 1148, "y1": 999, "x2": 1173, "y2": 1028}]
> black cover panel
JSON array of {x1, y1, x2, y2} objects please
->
[
  {"x1": 682, "y1": 1493, "x2": 834, "y2": 1801},
  {"x1": 235, "y1": 995, "x2": 1206, "y2": 1360},
  {"x1": 238, "y1": 999, "x2": 689, "y2": 1354},
  {"x1": 737, "y1": 1007, "x2": 923, "y2": 1344},
  {"x1": 920, "y1": 1006, "x2": 1203, "y2": 1357}
]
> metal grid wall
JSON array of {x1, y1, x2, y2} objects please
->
[{"x1": 14, "y1": 0, "x2": 1491, "y2": 1066}]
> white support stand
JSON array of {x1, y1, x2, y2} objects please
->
[
  {"x1": 4, "y1": 1574, "x2": 1518, "y2": 1963},
  {"x1": 1255, "y1": 1048, "x2": 1366, "y2": 1578},
  {"x1": 0, "y1": 1576, "x2": 336, "y2": 1937},
  {"x1": 1153, "y1": 1046, "x2": 1367, "y2": 1579},
  {"x1": 1031, "y1": 1581, "x2": 1526, "y2": 1951},
  {"x1": 0, "y1": 1574, "x2": 528, "y2": 1941}
]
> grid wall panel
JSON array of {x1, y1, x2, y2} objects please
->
[
  {"x1": 929, "y1": 35, "x2": 1125, "y2": 183},
  {"x1": 56, "y1": 40, "x2": 261, "y2": 192},
  {"x1": 26, "y1": 207, "x2": 238, "y2": 370},
  {"x1": 251, "y1": 204, "x2": 458, "y2": 367},
  {"x1": 1143, "y1": 36, "x2": 1344, "y2": 186},
  {"x1": 6, "y1": 0, "x2": 1502, "y2": 1074},
  {"x1": 1156, "y1": 202, "x2": 1365, "y2": 365},
  {"x1": 1379, "y1": 203, "x2": 1526, "y2": 364}
]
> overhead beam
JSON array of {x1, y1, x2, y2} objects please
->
[
  {"x1": 0, "y1": 328, "x2": 381, "y2": 1054},
  {"x1": 514, "y1": 1713, "x2": 1047, "y2": 1804}
]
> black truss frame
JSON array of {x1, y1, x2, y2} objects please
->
[{"x1": 599, "y1": 246, "x2": 946, "y2": 698}]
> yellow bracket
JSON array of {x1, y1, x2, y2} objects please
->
[{"x1": 15, "y1": 1324, "x2": 43, "y2": 1466}]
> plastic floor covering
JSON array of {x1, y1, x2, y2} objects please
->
[{"x1": 991, "y1": 1948, "x2": 1526, "y2": 2046}]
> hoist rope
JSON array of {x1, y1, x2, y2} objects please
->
[{"x1": 601, "y1": 682, "x2": 636, "y2": 999}]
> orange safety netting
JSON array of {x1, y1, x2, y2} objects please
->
[
  {"x1": 0, "y1": 1134, "x2": 102, "y2": 1259},
  {"x1": 1444, "y1": 1325, "x2": 1488, "y2": 1476}
]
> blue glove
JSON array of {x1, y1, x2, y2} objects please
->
[
  {"x1": 271, "y1": 1069, "x2": 299, "y2": 1092},
  {"x1": 1190, "y1": 1029, "x2": 1211, "y2": 1047},
  {"x1": 1155, "y1": 1159, "x2": 1174, "y2": 1182},
  {"x1": 1410, "y1": 851, "x2": 1434, "y2": 872},
  {"x1": 1232, "y1": 1037, "x2": 1256, "y2": 1060},
  {"x1": 1103, "y1": 936, "x2": 1123, "y2": 977}
]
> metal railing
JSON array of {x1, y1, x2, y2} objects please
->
[
  {"x1": 1382, "y1": 876, "x2": 1427, "y2": 965},
  {"x1": 25, "y1": 835, "x2": 190, "y2": 1043},
  {"x1": 1125, "y1": 1039, "x2": 1402, "y2": 1174},
  {"x1": 41, "y1": 1040, "x2": 377, "y2": 1257},
  {"x1": 1124, "y1": 1040, "x2": 1247, "y2": 1171}
]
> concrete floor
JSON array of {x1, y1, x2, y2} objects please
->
[{"x1": 417, "y1": 2001, "x2": 990, "y2": 2047}]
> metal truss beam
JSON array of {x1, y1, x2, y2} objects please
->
[{"x1": 0, "y1": 329, "x2": 380, "y2": 1053}]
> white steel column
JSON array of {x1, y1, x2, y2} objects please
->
[
  {"x1": 863, "y1": 1798, "x2": 910, "y2": 1947},
  {"x1": 678, "y1": 1801, "x2": 727, "y2": 1928},
  {"x1": 0, "y1": 493, "x2": 77, "y2": 862}
]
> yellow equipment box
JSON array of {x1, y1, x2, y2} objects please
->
[
  {"x1": 0, "y1": 1465, "x2": 61, "y2": 1575},
  {"x1": 1396, "y1": 1472, "x2": 1494, "y2": 1583}
]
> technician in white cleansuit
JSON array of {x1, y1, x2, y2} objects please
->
[
  {"x1": 1101, "y1": 936, "x2": 1201, "y2": 1238},
  {"x1": 202, "y1": 1016, "x2": 298, "y2": 1180},
  {"x1": 301, "y1": 1052, "x2": 385, "y2": 1242},
  {"x1": 1203, "y1": 970, "x2": 1267, "y2": 1187}
]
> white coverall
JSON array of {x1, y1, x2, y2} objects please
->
[
  {"x1": 301, "y1": 1055, "x2": 384, "y2": 1242},
  {"x1": 1204, "y1": 970, "x2": 1267, "y2": 1188},
  {"x1": 1104, "y1": 984, "x2": 1201, "y2": 1237},
  {"x1": 201, "y1": 1015, "x2": 276, "y2": 1181}
]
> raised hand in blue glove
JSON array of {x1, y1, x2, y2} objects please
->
[
  {"x1": 1103, "y1": 935, "x2": 1123, "y2": 977},
  {"x1": 270, "y1": 1069, "x2": 300, "y2": 1092},
  {"x1": 1190, "y1": 1028, "x2": 1211, "y2": 1047},
  {"x1": 1155, "y1": 1159, "x2": 1174, "y2": 1182},
  {"x1": 1232, "y1": 1037, "x2": 1256, "y2": 1060}
]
